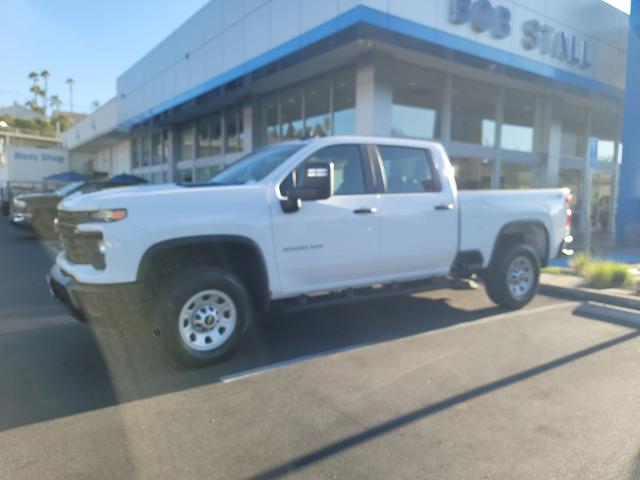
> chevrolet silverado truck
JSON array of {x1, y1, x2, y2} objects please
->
[{"x1": 48, "y1": 136, "x2": 573, "y2": 366}]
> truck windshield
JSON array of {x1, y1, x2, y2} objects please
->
[{"x1": 209, "y1": 144, "x2": 304, "y2": 185}]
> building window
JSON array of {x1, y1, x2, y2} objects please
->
[
  {"x1": 305, "y1": 76, "x2": 331, "y2": 137},
  {"x1": 451, "y1": 157, "x2": 493, "y2": 190},
  {"x1": 500, "y1": 161, "x2": 534, "y2": 189},
  {"x1": 225, "y1": 108, "x2": 244, "y2": 153},
  {"x1": 451, "y1": 77, "x2": 498, "y2": 147},
  {"x1": 591, "y1": 111, "x2": 618, "y2": 163},
  {"x1": 197, "y1": 117, "x2": 212, "y2": 158},
  {"x1": 162, "y1": 129, "x2": 169, "y2": 164},
  {"x1": 262, "y1": 93, "x2": 280, "y2": 145},
  {"x1": 391, "y1": 65, "x2": 444, "y2": 140},
  {"x1": 179, "y1": 123, "x2": 195, "y2": 161},
  {"x1": 131, "y1": 138, "x2": 140, "y2": 168},
  {"x1": 332, "y1": 68, "x2": 355, "y2": 136},
  {"x1": 151, "y1": 131, "x2": 162, "y2": 165},
  {"x1": 501, "y1": 89, "x2": 535, "y2": 153},
  {"x1": 259, "y1": 68, "x2": 355, "y2": 145},
  {"x1": 141, "y1": 134, "x2": 151, "y2": 167},
  {"x1": 560, "y1": 105, "x2": 588, "y2": 158},
  {"x1": 281, "y1": 86, "x2": 304, "y2": 140}
]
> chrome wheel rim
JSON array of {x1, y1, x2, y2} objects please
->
[
  {"x1": 178, "y1": 290, "x2": 237, "y2": 352},
  {"x1": 507, "y1": 256, "x2": 535, "y2": 300}
]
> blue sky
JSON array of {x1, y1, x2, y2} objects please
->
[
  {"x1": 0, "y1": 0, "x2": 208, "y2": 113},
  {"x1": 0, "y1": 0, "x2": 632, "y2": 114}
]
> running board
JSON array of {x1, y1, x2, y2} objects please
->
[{"x1": 279, "y1": 277, "x2": 469, "y2": 314}]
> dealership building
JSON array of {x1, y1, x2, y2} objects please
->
[{"x1": 63, "y1": 0, "x2": 637, "y2": 245}]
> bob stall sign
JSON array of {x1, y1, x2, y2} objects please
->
[{"x1": 450, "y1": 0, "x2": 592, "y2": 69}]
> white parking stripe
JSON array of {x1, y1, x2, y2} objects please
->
[
  {"x1": 221, "y1": 301, "x2": 577, "y2": 383},
  {"x1": 221, "y1": 343, "x2": 372, "y2": 383}
]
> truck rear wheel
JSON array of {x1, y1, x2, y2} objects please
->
[
  {"x1": 158, "y1": 267, "x2": 252, "y2": 367},
  {"x1": 485, "y1": 244, "x2": 540, "y2": 309}
]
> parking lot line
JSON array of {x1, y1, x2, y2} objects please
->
[
  {"x1": 221, "y1": 301, "x2": 577, "y2": 384},
  {"x1": 221, "y1": 343, "x2": 372, "y2": 383}
]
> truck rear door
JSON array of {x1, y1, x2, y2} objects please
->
[{"x1": 374, "y1": 145, "x2": 458, "y2": 279}]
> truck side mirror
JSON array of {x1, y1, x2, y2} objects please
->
[{"x1": 280, "y1": 162, "x2": 334, "y2": 213}]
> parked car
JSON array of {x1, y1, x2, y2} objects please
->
[
  {"x1": 10, "y1": 176, "x2": 148, "y2": 238},
  {"x1": 48, "y1": 137, "x2": 573, "y2": 366},
  {"x1": 10, "y1": 181, "x2": 86, "y2": 238}
]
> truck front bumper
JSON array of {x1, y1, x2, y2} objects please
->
[{"x1": 47, "y1": 264, "x2": 153, "y2": 333}]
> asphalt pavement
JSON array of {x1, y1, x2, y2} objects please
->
[{"x1": 1, "y1": 218, "x2": 639, "y2": 480}]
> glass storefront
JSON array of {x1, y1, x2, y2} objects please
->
[
  {"x1": 451, "y1": 77, "x2": 497, "y2": 147},
  {"x1": 591, "y1": 111, "x2": 618, "y2": 163},
  {"x1": 560, "y1": 104, "x2": 588, "y2": 158},
  {"x1": 391, "y1": 64, "x2": 444, "y2": 140},
  {"x1": 591, "y1": 171, "x2": 613, "y2": 232},
  {"x1": 500, "y1": 161, "x2": 534, "y2": 189},
  {"x1": 450, "y1": 157, "x2": 492, "y2": 190},
  {"x1": 501, "y1": 89, "x2": 536, "y2": 153},
  {"x1": 258, "y1": 68, "x2": 355, "y2": 145}
]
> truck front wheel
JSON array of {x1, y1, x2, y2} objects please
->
[
  {"x1": 485, "y1": 244, "x2": 540, "y2": 309},
  {"x1": 158, "y1": 267, "x2": 252, "y2": 367}
]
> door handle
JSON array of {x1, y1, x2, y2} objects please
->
[
  {"x1": 434, "y1": 203, "x2": 454, "y2": 211},
  {"x1": 353, "y1": 207, "x2": 378, "y2": 214}
]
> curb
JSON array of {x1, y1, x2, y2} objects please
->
[
  {"x1": 574, "y1": 302, "x2": 640, "y2": 327},
  {"x1": 539, "y1": 283, "x2": 640, "y2": 311}
]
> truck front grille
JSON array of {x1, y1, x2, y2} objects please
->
[{"x1": 57, "y1": 211, "x2": 105, "y2": 269}]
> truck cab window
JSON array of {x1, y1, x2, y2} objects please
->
[
  {"x1": 280, "y1": 145, "x2": 366, "y2": 196},
  {"x1": 378, "y1": 146, "x2": 440, "y2": 193}
]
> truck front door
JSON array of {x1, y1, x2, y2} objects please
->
[{"x1": 270, "y1": 144, "x2": 381, "y2": 296}]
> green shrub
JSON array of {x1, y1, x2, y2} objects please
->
[
  {"x1": 569, "y1": 252, "x2": 592, "y2": 276},
  {"x1": 585, "y1": 261, "x2": 635, "y2": 289}
]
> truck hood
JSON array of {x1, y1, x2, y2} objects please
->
[{"x1": 59, "y1": 182, "x2": 266, "y2": 211}]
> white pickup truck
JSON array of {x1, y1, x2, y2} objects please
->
[{"x1": 48, "y1": 136, "x2": 573, "y2": 365}]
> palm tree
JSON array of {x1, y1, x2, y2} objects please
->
[
  {"x1": 66, "y1": 78, "x2": 75, "y2": 112},
  {"x1": 49, "y1": 95, "x2": 63, "y2": 113},
  {"x1": 40, "y1": 70, "x2": 50, "y2": 113},
  {"x1": 28, "y1": 71, "x2": 39, "y2": 103}
]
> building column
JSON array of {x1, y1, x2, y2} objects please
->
[
  {"x1": 355, "y1": 56, "x2": 392, "y2": 136},
  {"x1": 617, "y1": 0, "x2": 640, "y2": 246},
  {"x1": 492, "y1": 87, "x2": 504, "y2": 189},
  {"x1": 543, "y1": 97, "x2": 562, "y2": 188}
]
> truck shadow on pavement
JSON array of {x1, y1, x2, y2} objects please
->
[{"x1": 1, "y1": 290, "x2": 504, "y2": 433}]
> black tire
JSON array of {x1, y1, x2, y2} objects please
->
[
  {"x1": 485, "y1": 244, "x2": 540, "y2": 309},
  {"x1": 156, "y1": 267, "x2": 253, "y2": 367}
]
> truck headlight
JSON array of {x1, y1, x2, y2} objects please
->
[{"x1": 89, "y1": 209, "x2": 127, "y2": 222}]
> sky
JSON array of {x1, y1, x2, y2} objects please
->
[
  {"x1": 0, "y1": 0, "x2": 632, "y2": 115},
  {"x1": 0, "y1": 0, "x2": 209, "y2": 113}
]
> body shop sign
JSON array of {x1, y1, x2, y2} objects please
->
[
  {"x1": 450, "y1": 0, "x2": 591, "y2": 69},
  {"x1": 8, "y1": 147, "x2": 69, "y2": 182},
  {"x1": 15, "y1": 151, "x2": 66, "y2": 164}
]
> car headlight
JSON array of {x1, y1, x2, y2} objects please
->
[
  {"x1": 89, "y1": 209, "x2": 128, "y2": 223},
  {"x1": 12, "y1": 199, "x2": 26, "y2": 208}
]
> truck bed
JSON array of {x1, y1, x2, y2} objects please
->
[{"x1": 458, "y1": 189, "x2": 568, "y2": 267}]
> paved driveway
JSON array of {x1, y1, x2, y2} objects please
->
[{"x1": 1, "y1": 218, "x2": 639, "y2": 479}]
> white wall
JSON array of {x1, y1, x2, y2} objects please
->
[
  {"x1": 62, "y1": 98, "x2": 119, "y2": 150},
  {"x1": 5, "y1": 147, "x2": 68, "y2": 183},
  {"x1": 116, "y1": 0, "x2": 628, "y2": 127}
]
